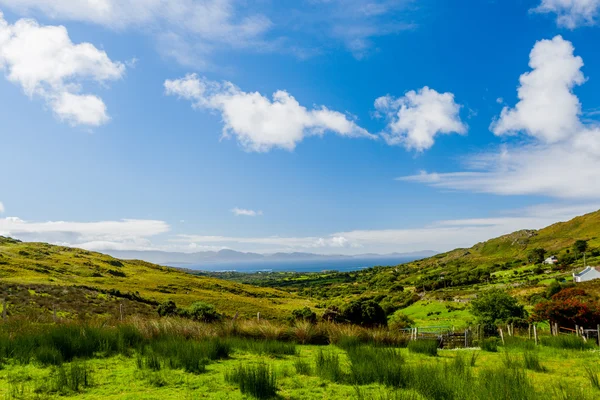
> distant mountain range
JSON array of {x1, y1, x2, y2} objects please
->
[{"x1": 104, "y1": 249, "x2": 439, "y2": 267}]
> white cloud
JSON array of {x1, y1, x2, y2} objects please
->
[
  {"x1": 0, "y1": 217, "x2": 169, "y2": 250},
  {"x1": 533, "y1": 0, "x2": 600, "y2": 28},
  {"x1": 0, "y1": 12, "x2": 125, "y2": 126},
  {"x1": 0, "y1": 202, "x2": 4, "y2": 213},
  {"x1": 165, "y1": 74, "x2": 375, "y2": 152},
  {"x1": 0, "y1": 0, "x2": 273, "y2": 67},
  {"x1": 401, "y1": 36, "x2": 600, "y2": 199},
  {"x1": 171, "y1": 203, "x2": 600, "y2": 254},
  {"x1": 375, "y1": 87, "x2": 467, "y2": 151},
  {"x1": 231, "y1": 207, "x2": 263, "y2": 217},
  {"x1": 490, "y1": 36, "x2": 585, "y2": 143}
]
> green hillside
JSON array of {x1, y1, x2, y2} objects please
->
[
  {"x1": 0, "y1": 237, "x2": 312, "y2": 321},
  {"x1": 213, "y1": 209, "x2": 600, "y2": 327}
]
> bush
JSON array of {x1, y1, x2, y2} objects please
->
[
  {"x1": 341, "y1": 299, "x2": 387, "y2": 327},
  {"x1": 291, "y1": 307, "x2": 317, "y2": 324},
  {"x1": 182, "y1": 302, "x2": 222, "y2": 323},
  {"x1": 471, "y1": 289, "x2": 528, "y2": 332},
  {"x1": 388, "y1": 311, "x2": 414, "y2": 330},
  {"x1": 226, "y1": 363, "x2": 277, "y2": 399},
  {"x1": 157, "y1": 300, "x2": 178, "y2": 317},
  {"x1": 407, "y1": 340, "x2": 438, "y2": 356}
]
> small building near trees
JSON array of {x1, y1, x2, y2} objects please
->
[
  {"x1": 573, "y1": 266, "x2": 600, "y2": 283},
  {"x1": 543, "y1": 256, "x2": 558, "y2": 265}
]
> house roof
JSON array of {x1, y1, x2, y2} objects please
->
[{"x1": 573, "y1": 266, "x2": 600, "y2": 277}]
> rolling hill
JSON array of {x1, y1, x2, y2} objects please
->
[{"x1": 0, "y1": 236, "x2": 312, "y2": 321}]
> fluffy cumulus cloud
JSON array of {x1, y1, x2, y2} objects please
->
[
  {"x1": 165, "y1": 74, "x2": 375, "y2": 152},
  {"x1": 490, "y1": 36, "x2": 585, "y2": 143},
  {"x1": 0, "y1": 217, "x2": 170, "y2": 251},
  {"x1": 533, "y1": 0, "x2": 600, "y2": 28},
  {"x1": 0, "y1": 12, "x2": 125, "y2": 126},
  {"x1": 375, "y1": 87, "x2": 467, "y2": 151},
  {"x1": 231, "y1": 207, "x2": 263, "y2": 217},
  {"x1": 402, "y1": 36, "x2": 600, "y2": 199}
]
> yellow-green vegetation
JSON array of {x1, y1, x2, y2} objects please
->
[
  {"x1": 1, "y1": 319, "x2": 600, "y2": 399},
  {"x1": 0, "y1": 237, "x2": 313, "y2": 321}
]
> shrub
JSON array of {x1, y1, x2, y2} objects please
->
[
  {"x1": 157, "y1": 300, "x2": 178, "y2": 317},
  {"x1": 225, "y1": 363, "x2": 277, "y2": 399},
  {"x1": 182, "y1": 302, "x2": 222, "y2": 323},
  {"x1": 471, "y1": 289, "x2": 528, "y2": 332},
  {"x1": 407, "y1": 340, "x2": 438, "y2": 356},
  {"x1": 341, "y1": 299, "x2": 387, "y2": 327},
  {"x1": 387, "y1": 311, "x2": 414, "y2": 330},
  {"x1": 291, "y1": 307, "x2": 317, "y2": 324}
]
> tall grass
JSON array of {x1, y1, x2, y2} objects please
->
[
  {"x1": 346, "y1": 346, "x2": 407, "y2": 387},
  {"x1": 480, "y1": 337, "x2": 498, "y2": 352},
  {"x1": 585, "y1": 366, "x2": 600, "y2": 390},
  {"x1": 541, "y1": 335, "x2": 595, "y2": 351},
  {"x1": 293, "y1": 359, "x2": 312, "y2": 375},
  {"x1": 407, "y1": 339, "x2": 439, "y2": 356},
  {"x1": 225, "y1": 363, "x2": 277, "y2": 399},
  {"x1": 315, "y1": 350, "x2": 345, "y2": 383},
  {"x1": 51, "y1": 362, "x2": 93, "y2": 394},
  {"x1": 523, "y1": 351, "x2": 546, "y2": 372},
  {"x1": 228, "y1": 338, "x2": 297, "y2": 357}
]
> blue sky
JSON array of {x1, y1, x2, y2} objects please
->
[{"x1": 1, "y1": 0, "x2": 600, "y2": 254}]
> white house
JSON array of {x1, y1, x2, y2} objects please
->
[
  {"x1": 544, "y1": 256, "x2": 558, "y2": 265},
  {"x1": 573, "y1": 266, "x2": 600, "y2": 283}
]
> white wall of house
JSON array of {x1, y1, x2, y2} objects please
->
[{"x1": 573, "y1": 267, "x2": 600, "y2": 283}]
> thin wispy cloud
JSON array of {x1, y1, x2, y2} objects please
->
[
  {"x1": 231, "y1": 207, "x2": 263, "y2": 217},
  {"x1": 533, "y1": 0, "x2": 600, "y2": 28}
]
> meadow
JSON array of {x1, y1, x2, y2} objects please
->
[{"x1": 1, "y1": 317, "x2": 599, "y2": 400}]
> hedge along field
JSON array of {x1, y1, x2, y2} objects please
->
[{"x1": 1, "y1": 319, "x2": 600, "y2": 399}]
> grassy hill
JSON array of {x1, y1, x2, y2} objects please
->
[
  {"x1": 211, "y1": 209, "x2": 600, "y2": 327},
  {"x1": 0, "y1": 237, "x2": 312, "y2": 321}
]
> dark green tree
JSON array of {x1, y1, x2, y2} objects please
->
[
  {"x1": 470, "y1": 289, "x2": 527, "y2": 333},
  {"x1": 573, "y1": 240, "x2": 588, "y2": 257},
  {"x1": 341, "y1": 299, "x2": 387, "y2": 327},
  {"x1": 527, "y1": 248, "x2": 546, "y2": 264}
]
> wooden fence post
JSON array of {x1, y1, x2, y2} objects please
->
[
  {"x1": 575, "y1": 325, "x2": 579, "y2": 337},
  {"x1": 597, "y1": 325, "x2": 600, "y2": 347},
  {"x1": 528, "y1": 324, "x2": 532, "y2": 340},
  {"x1": 119, "y1": 304, "x2": 124, "y2": 321},
  {"x1": 499, "y1": 328, "x2": 505, "y2": 345},
  {"x1": 533, "y1": 324, "x2": 538, "y2": 345},
  {"x1": 257, "y1": 312, "x2": 261, "y2": 322}
]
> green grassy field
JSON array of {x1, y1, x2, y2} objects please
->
[{"x1": 1, "y1": 320, "x2": 599, "y2": 400}]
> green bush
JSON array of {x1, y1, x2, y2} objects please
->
[
  {"x1": 407, "y1": 339, "x2": 438, "y2": 356},
  {"x1": 226, "y1": 363, "x2": 277, "y2": 399},
  {"x1": 341, "y1": 299, "x2": 387, "y2": 327},
  {"x1": 291, "y1": 307, "x2": 317, "y2": 324}
]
